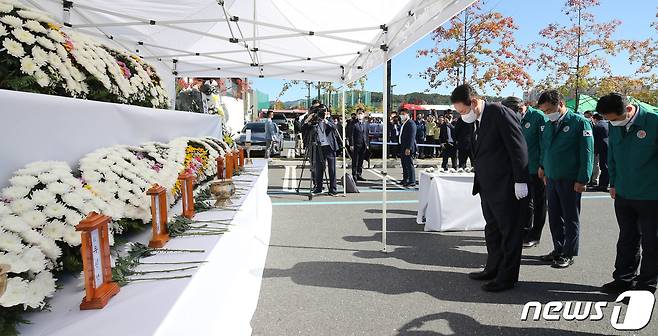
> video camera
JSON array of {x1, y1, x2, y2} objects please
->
[{"x1": 305, "y1": 104, "x2": 329, "y2": 125}]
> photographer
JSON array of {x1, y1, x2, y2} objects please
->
[{"x1": 302, "y1": 104, "x2": 339, "y2": 195}]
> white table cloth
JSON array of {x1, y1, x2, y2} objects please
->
[
  {"x1": 416, "y1": 171, "x2": 486, "y2": 232},
  {"x1": 19, "y1": 160, "x2": 271, "y2": 336}
]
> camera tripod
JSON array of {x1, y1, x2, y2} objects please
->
[
  {"x1": 296, "y1": 126, "x2": 330, "y2": 200},
  {"x1": 295, "y1": 122, "x2": 353, "y2": 200}
]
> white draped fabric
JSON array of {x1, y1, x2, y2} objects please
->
[
  {"x1": 22, "y1": 0, "x2": 475, "y2": 83},
  {"x1": 19, "y1": 160, "x2": 272, "y2": 336},
  {"x1": 0, "y1": 89, "x2": 221, "y2": 189},
  {"x1": 417, "y1": 172, "x2": 486, "y2": 232}
]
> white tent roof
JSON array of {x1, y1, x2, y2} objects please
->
[{"x1": 26, "y1": 0, "x2": 474, "y2": 83}]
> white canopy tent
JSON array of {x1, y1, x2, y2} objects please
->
[{"x1": 25, "y1": 0, "x2": 475, "y2": 251}]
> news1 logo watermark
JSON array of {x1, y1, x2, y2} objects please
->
[{"x1": 521, "y1": 290, "x2": 656, "y2": 330}]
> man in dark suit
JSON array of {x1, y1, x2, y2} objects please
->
[
  {"x1": 451, "y1": 84, "x2": 529, "y2": 292},
  {"x1": 439, "y1": 113, "x2": 458, "y2": 171},
  {"x1": 592, "y1": 113, "x2": 609, "y2": 191},
  {"x1": 398, "y1": 108, "x2": 417, "y2": 187},
  {"x1": 350, "y1": 109, "x2": 369, "y2": 181},
  {"x1": 454, "y1": 115, "x2": 474, "y2": 171},
  {"x1": 302, "y1": 104, "x2": 339, "y2": 196},
  {"x1": 415, "y1": 114, "x2": 427, "y2": 159}
]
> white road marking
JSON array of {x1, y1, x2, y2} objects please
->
[
  {"x1": 283, "y1": 165, "x2": 290, "y2": 191},
  {"x1": 366, "y1": 168, "x2": 406, "y2": 189},
  {"x1": 291, "y1": 166, "x2": 297, "y2": 191}
]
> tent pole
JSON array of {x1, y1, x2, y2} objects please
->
[
  {"x1": 381, "y1": 32, "x2": 389, "y2": 253},
  {"x1": 341, "y1": 88, "x2": 347, "y2": 196}
]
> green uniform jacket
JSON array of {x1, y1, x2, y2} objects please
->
[
  {"x1": 521, "y1": 107, "x2": 548, "y2": 175},
  {"x1": 541, "y1": 111, "x2": 594, "y2": 183},
  {"x1": 608, "y1": 105, "x2": 658, "y2": 200}
]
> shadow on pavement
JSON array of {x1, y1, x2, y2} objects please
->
[
  {"x1": 395, "y1": 312, "x2": 604, "y2": 335},
  {"x1": 263, "y1": 261, "x2": 609, "y2": 305}
]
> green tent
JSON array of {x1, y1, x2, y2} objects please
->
[
  {"x1": 566, "y1": 94, "x2": 598, "y2": 114},
  {"x1": 627, "y1": 96, "x2": 658, "y2": 112}
]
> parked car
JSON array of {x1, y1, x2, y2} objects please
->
[
  {"x1": 271, "y1": 113, "x2": 292, "y2": 139},
  {"x1": 234, "y1": 122, "x2": 282, "y2": 157}
]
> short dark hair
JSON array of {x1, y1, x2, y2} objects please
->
[
  {"x1": 351, "y1": 113, "x2": 357, "y2": 117},
  {"x1": 450, "y1": 84, "x2": 478, "y2": 105},
  {"x1": 593, "y1": 113, "x2": 604, "y2": 120},
  {"x1": 596, "y1": 93, "x2": 628, "y2": 116},
  {"x1": 356, "y1": 108, "x2": 365, "y2": 114},
  {"x1": 537, "y1": 90, "x2": 563, "y2": 106},
  {"x1": 267, "y1": 110, "x2": 274, "y2": 115},
  {"x1": 398, "y1": 107, "x2": 409, "y2": 114},
  {"x1": 501, "y1": 96, "x2": 523, "y2": 113},
  {"x1": 311, "y1": 99, "x2": 320, "y2": 105}
]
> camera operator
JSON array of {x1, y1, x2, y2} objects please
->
[{"x1": 302, "y1": 104, "x2": 339, "y2": 195}]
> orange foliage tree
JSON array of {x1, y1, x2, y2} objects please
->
[
  {"x1": 533, "y1": 0, "x2": 623, "y2": 112},
  {"x1": 415, "y1": 0, "x2": 532, "y2": 94}
]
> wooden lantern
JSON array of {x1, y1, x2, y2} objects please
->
[
  {"x1": 225, "y1": 153, "x2": 233, "y2": 179},
  {"x1": 233, "y1": 149, "x2": 239, "y2": 171},
  {"x1": 147, "y1": 184, "x2": 169, "y2": 248},
  {"x1": 238, "y1": 147, "x2": 245, "y2": 167},
  {"x1": 178, "y1": 171, "x2": 195, "y2": 219},
  {"x1": 216, "y1": 156, "x2": 225, "y2": 180},
  {"x1": 77, "y1": 212, "x2": 120, "y2": 310}
]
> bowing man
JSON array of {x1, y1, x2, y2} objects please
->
[{"x1": 450, "y1": 84, "x2": 529, "y2": 292}]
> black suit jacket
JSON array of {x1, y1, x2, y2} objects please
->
[
  {"x1": 472, "y1": 102, "x2": 529, "y2": 198},
  {"x1": 454, "y1": 118, "x2": 474, "y2": 149},
  {"x1": 399, "y1": 120, "x2": 417, "y2": 153},
  {"x1": 592, "y1": 120, "x2": 608, "y2": 154},
  {"x1": 351, "y1": 121, "x2": 369, "y2": 148},
  {"x1": 439, "y1": 123, "x2": 456, "y2": 144}
]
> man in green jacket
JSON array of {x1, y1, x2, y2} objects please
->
[
  {"x1": 502, "y1": 97, "x2": 549, "y2": 249},
  {"x1": 537, "y1": 90, "x2": 594, "y2": 268},
  {"x1": 596, "y1": 93, "x2": 658, "y2": 294}
]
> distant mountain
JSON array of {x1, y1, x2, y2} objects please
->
[{"x1": 268, "y1": 91, "x2": 504, "y2": 109}]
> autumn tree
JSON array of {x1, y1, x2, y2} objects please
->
[
  {"x1": 533, "y1": 0, "x2": 622, "y2": 112},
  {"x1": 625, "y1": 8, "x2": 657, "y2": 76},
  {"x1": 415, "y1": 0, "x2": 532, "y2": 94}
]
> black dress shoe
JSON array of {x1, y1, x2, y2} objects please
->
[
  {"x1": 468, "y1": 271, "x2": 497, "y2": 281},
  {"x1": 523, "y1": 240, "x2": 539, "y2": 248},
  {"x1": 482, "y1": 281, "x2": 515, "y2": 292},
  {"x1": 551, "y1": 256, "x2": 574, "y2": 268},
  {"x1": 600, "y1": 280, "x2": 634, "y2": 294},
  {"x1": 540, "y1": 250, "x2": 559, "y2": 262},
  {"x1": 633, "y1": 284, "x2": 657, "y2": 294}
]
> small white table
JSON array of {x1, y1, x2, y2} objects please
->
[{"x1": 417, "y1": 172, "x2": 486, "y2": 232}]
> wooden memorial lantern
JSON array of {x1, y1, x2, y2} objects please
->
[
  {"x1": 147, "y1": 184, "x2": 169, "y2": 248},
  {"x1": 233, "y1": 149, "x2": 240, "y2": 172},
  {"x1": 225, "y1": 153, "x2": 233, "y2": 179},
  {"x1": 178, "y1": 171, "x2": 195, "y2": 219},
  {"x1": 77, "y1": 212, "x2": 120, "y2": 310},
  {"x1": 216, "y1": 156, "x2": 225, "y2": 180},
  {"x1": 238, "y1": 147, "x2": 245, "y2": 167}
]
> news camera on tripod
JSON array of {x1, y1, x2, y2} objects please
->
[{"x1": 300, "y1": 104, "x2": 339, "y2": 196}]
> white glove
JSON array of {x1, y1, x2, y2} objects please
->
[{"x1": 514, "y1": 183, "x2": 528, "y2": 200}]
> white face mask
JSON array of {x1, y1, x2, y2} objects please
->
[
  {"x1": 400, "y1": 114, "x2": 409, "y2": 122},
  {"x1": 546, "y1": 112, "x2": 561, "y2": 122},
  {"x1": 609, "y1": 114, "x2": 631, "y2": 127},
  {"x1": 358, "y1": 114, "x2": 365, "y2": 121},
  {"x1": 461, "y1": 108, "x2": 477, "y2": 124}
]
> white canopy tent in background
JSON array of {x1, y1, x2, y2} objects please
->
[{"x1": 23, "y1": 0, "x2": 476, "y2": 251}]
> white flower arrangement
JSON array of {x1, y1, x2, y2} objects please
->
[
  {"x1": 0, "y1": 0, "x2": 169, "y2": 108},
  {"x1": 0, "y1": 161, "x2": 114, "y2": 311},
  {"x1": 80, "y1": 145, "x2": 167, "y2": 222}
]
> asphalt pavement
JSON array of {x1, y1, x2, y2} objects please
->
[{"x1": 251, "y1": 157, "x2": 657, "y2": 336}]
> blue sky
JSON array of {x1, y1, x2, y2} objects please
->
[{"x1": 251, "y1": 0, "x2": 657, "y2": 102}]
